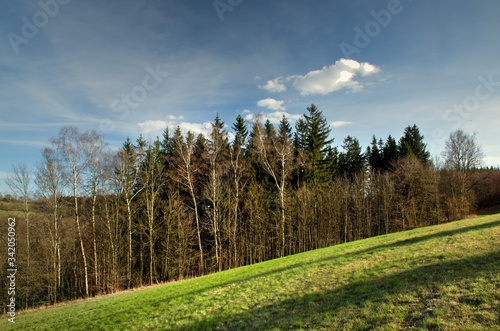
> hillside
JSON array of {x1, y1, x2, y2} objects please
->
[{"x1": 4, "y1": 211, "x2": 499, "y2": 330}]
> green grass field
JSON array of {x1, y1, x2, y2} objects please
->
[{"x1": 4, "y1": 210, "x2": 500, "y2": 330}]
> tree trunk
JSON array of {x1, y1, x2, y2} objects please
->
[
  {"x1": 91, "y1": 185, "x2": 99, "y2": 295},
  {"x1": 188, "y1": 178, "x2": 204, "y2": 274},
  {"x1": 74, "y1": 179, "x2": 89, "y2": 297},
  {"x1": 126, "y1": 199, "x2": 133, "y2": 289}
]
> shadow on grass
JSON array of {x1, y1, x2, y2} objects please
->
[
  {"x1": 151, "y1": 218, "x2": 500, "y2": 303},
  {"x1": 363, "y1": 218, "x2": 500, "y2": 254},
  {"x1": 12, "y1": 217, "x2": 499, "y2": 330},
  {"x1": 176, "y1": 250, "x2": 500, "y2": 330},
  {"x1": 57, "y1": 217, "x2": 498, "y2": 329},
  {"x1": 137, "y1": 218, "x2": 500, "y2": 314}
]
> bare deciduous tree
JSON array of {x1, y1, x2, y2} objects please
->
[
  {"x1": 206, "y1": 115, "x2": 230, "y2": 271},
  {"x1": 171, "y1": 128, "x2": 204, "y2": 273},
  {"x1": 229, "y1": 115, "x2": 249, "y2": 268},
  {"x1": 441, "y1": 129, "x2": 484, "y2": 218},
  {"x1": 6, "y1": 163, "x2": 31, "y2": 259},
  {"x1": 252, "y1": 116, "x2": 293, "y2": 257},
  {"x1": 86, "y1": 147, "x2": 110, "y2": 294},
  {"x1": 442, "y1": 129, "x2": 484, "y2": 194},
  {"x1": 51, "y1": 126, "x2": 104, "y2": 297},
  {"x1": 114, "y1": 138, "x2": 144, "y2": 289},
  {"x1": 140, "y1": 139, "x2": 166, "y2": 285},
  {"x1": 6, "y1": 162, "x2": 31, "y2": 307},
  {"x1": 35, "y1": 148, "x2": 64, "y2": 303}
]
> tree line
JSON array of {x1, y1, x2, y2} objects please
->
[{"x1": 1, "y1": 104, "x2": 496, "y2": 309}]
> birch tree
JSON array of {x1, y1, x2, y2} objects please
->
[
  {"x1": 35, "y1": 148, "x2": 64, "y2": 303},
  {"x1": 6, "y1": 163, "x2": 32, "y2": 307},
  {"x1": 50, "y1": 126, "x2": 104, "y2": 297},
  {"x1": 139, "y1": 139, "x2": 166, "y2": 285},
  {"x1": 206, "y1": 115, "x2": 230, "y2": 271},
  {"x1": 6, "y1": 163, "x2": 31, "y2": 262},
  {"x1": 229, "y1": 114, "x2": 249, "y2": 267},
  {"x1": 114, "y1": 138, "x2": 144, "y2": 289},
  {"x1": 170, "y1": 128, "x2": 204, "y2": 273},
  {"x1": 252, "y1": 115, "x2": 293, "y2": 257}
]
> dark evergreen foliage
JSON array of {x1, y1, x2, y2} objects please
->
[
  {"x1": 294, "y1": 104, "x2": 334, "y2": 185},
  {"x1": 16, "y1": 105, "x2": 496, "y2": 310},
  {"x1": 398, "y1": 124, "x2": 430, "y2": 163}
]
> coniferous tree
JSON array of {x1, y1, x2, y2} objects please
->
[
  {"x1": 161, "y1": 128, "x2": 173, "y2": 158},
  {"x1": 170, "y1": 128, "x2": 205, "y2": 273},
  {"x1": 139, "y1": 138, "x2": 166, "y2": 285},
  {"x1": 339, "y1": 136, "x2": 365, "y2": 179},
  {"x1": 232, "y1": 115, "x2": 248, "y2": 153},
  {"x1": 368, "y1": 136, "x2": 383, "y2": 172},
  {"x1": 229, "y1": 114, "x2": 249, "y2": 267},
  {"x1": 325, "y1": 146, "x2": 340, "y2": 179},
  {"x1": 114, "y1": 137, "x2": 144, "y2": 289},
  {"x1": 278, "y1": 114, "x2": 292, "y2": 143},
  {"x1": 206, "y1": 114, "x2": 230, "y2": 271},
  {"x1": 294, "y1": 104, "x2": 334, "y2": 185},
  {"x1": 16, "y1": 110, "x2": 500, "y2": 309},
  {"x1": 398, "y1": 124, "x2": 430, "y2": 164},
  {"x1": 252, "y1": 115, "x2": 293, "y2": 257},
  {"x1": 382, "y1": 135, "x2": 398, "y2": 171}
]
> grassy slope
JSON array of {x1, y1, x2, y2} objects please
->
[{"x1": 4, "y1": 211, "x2": 500, "y2": 330}]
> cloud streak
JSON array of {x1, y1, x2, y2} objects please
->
[{"x1": 330, "y1": 121, "x2": 353, "y2": 128}]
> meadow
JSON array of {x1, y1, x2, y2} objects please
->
[{"x1": 3, "y1": 210, "x2": 499, "y2": 330}]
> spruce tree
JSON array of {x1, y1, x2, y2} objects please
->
[
  {"x1": 339, "y1": 136, "x2": 365, "y2": 179},
  {"x1": 278, "y1": 114, "x2": 292, "y2": 144},
  {"x1": 294, "y1": 104, "x2": 334, "y2": 184},
  {"x1": 232, "y1": 114, "x2": 248, "y2": 153},
  {"x1": 382, "y1": 134, "x2": 398, "y2": 171},
  {"x1": 398, "y1": 124, "x2": 430, "y2": 163},
  {"x1": 368, "y1": 135, "x2": 382, "y2": 172}
]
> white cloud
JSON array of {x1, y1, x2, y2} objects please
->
[
  {"x1": 340, "y1": 58, "x2": 361, "y2": 69},
  {"x1": 138, "y1": 117, "x2": 213, "y2": 138},
  {"x1": 337, "y1": 71, "x2": 354, "y2": 83},
  {"x1": 484, "y1": 156, "x2": 500, "y2": 167},
  {"x1": 330, "y1": 121, "x2": 353, "y2": 128},
  {"x1": 176, "y1": 121, "x2": 213, "y2": 137},
  {"x1": 167, "y1": 114, "x2": 184, "y2": 120},
  {"x1": 261, "y1": 59, "x2": 380, "y2": 96},
  {"x1": 138, "y1": 120, "x2": 168, "y2": 134},
  {"x1": 244, "y1": 113, "x2": 254, "y2": 121},
  {"x1": 292, "y1": 59, "x2": 380, "y2": 95},
  {"x1": 259, "y1": 77, "x2": 287, "y2": 93},
  {"x1": 257, "y1": 98, "x2": 286, "y2": 111},
  {"x1": 244, "y1": 110, "x2": 301, "y2": 125},
  {"x1": 265, "y1": 111, "x2": 302, "y2": 124},
  {"x1": 362, "y1": 63, "x2": 377, "y2": 75}
]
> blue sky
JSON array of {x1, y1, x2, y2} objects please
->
[{"x1": 1, "y1": 0, "x2": 500, "y2": 194}]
